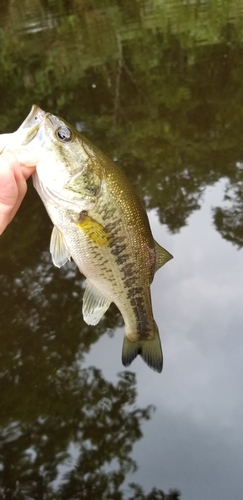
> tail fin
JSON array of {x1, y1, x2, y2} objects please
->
[{"x1": 122, "y1": 324, "x2": 163, "y2": 373}]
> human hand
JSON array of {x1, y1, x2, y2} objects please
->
[{"x1": 0, "y1": 151, "x2": 36, "y2": 234}]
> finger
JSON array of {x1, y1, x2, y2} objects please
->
[
  {"x1": 0, "y1": 153, "x2": 20, "y2": 207},
  {"x1": 1, "y1": 148, "x2": 37, "y2": 180},
  {"x1": 21, "y1": 165, "x2": 36, "y2": 180},
  {"x1": 7, "y1": 148, "x2": 38, "y2": 168},
  {"x1": 0, "y1": 153, "x2": 27, "y2": 234},
  {"x1": 0, "y1": 128, "x2": 35, "y2": 152},
  {"x1": 0, "y1": 133, "x2": 14, "y2": 152}
]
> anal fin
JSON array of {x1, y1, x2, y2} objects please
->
[{"x1": 82, "y1": 279, "x2": 111, "y2": 325}]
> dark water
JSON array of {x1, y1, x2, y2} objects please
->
[{"x1": 1, "y1": 1, "x2": 243, "y2": 499}]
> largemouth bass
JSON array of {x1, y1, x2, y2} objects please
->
[{"x1": 10, "y1": 105, "x2": 173, "y2": 372}]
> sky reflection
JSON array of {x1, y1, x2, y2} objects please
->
[
  {"x1": 1, "y1": 1, "x2": 243, "y2": 498},
  {"x1": 84, "y1": 181, "x2": 243, "y2": 500}
]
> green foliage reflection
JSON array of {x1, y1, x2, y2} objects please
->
[
  {"x1": 2, "y1": 0, "x2": 243, "y2": 496},
  {"x1": 0, "y1": 191, "x2": 179, "y2": 499},
  {"x1": 1, "y1": 0, "x2": 243, "y2": 239}
]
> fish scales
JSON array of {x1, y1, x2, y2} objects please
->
[
  {"x1": 5, "y1": 105, "x2": 173, "y2": 372},
  {"x1": 44, "y1": 169, "x2": 155, "y2": 340}
]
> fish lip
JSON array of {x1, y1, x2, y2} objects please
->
[
  {"x1": 18, "y1": 104, "x2": 45, "y2": 131},
  {"x1": 18, "y1": 105, "x2": 66, "y2": 146},
  {"x1": 17, "y1": 104, "x2": 49, "y2": 146},
  {"x1": 21, "y1": 123, "x2": 40, "y2": 145},
  {"x1": 18, "y1": 106, "x2": 60, "y2": 146}
]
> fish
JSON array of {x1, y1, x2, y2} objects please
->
[{"x1": 9, "y1": 105, "x2": 173, "y2": 372}]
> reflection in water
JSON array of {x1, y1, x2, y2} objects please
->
[
  {"x1": 0, "y1": 207, "x2": 177, "y2": 497},
  {"x1": 1, "y1": 0, "x2": 243, "y2": 235},
  {"x1": 1, "y1": 0, "x2": 243, "y2": 498},
  {"x1": 213, "y1": 164, "x2": 243, "y2": 248},
  {"x1": 1, "y1": 365, "x2": 153, "y2": 498},
  {"x1": 0, "y1": 256, "x2": 179, "y2": 498}
]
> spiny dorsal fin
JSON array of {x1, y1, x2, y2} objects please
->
[
  {"x1": 50, "y1": 225, "x2": 71, "y2": 268},
  {"x1": 154, "y1": 240, "x2": 173, "y2": 272},
  {"x1": 82, "y1": 279, "x2": 111, "y2": 326}
]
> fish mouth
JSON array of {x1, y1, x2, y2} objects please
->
[
  {"x1": 17, "y1": 104, "x2": 48, "y2": 146},
  {"x1": 0, "y1": 105, "x2": 46, "y2": 154},
  {"x1": 18, "y1": 104, "x2": 61, "y2": 147},
  {"x1": 21, "y1": 123, "x2": 40, "y2": 145},
  {"x1": 18, "y1": 104, "x2": 46, "y2": 131}
]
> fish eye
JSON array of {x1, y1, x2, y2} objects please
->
[{"x1": 55, "y1": 126, "x2": 72, "y2": 143}]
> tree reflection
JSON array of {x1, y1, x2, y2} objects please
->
[
  {"x1": 0, "y1": 313, "x2": 178, "y2": 500},
  {"x1": 0, "y1": 193, "x2": 179, "y2": 499},
  {"x1": 2, "y1": 0, "x2": 243, "y2": 496},
  {"x1": 213, "y1": 164, "x2": 243, "y2": 247},
  {"x1": 0, "y1": 366, "x2": 149, "y2": 498},
  {"x1": 1, "y1": 0, "x2": 243, "y2": 236}
]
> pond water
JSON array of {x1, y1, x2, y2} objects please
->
[{"x1": 1, "y1": 1, "x2": 243, "y2": 499}]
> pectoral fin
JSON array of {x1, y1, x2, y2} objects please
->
[
  {"x1": 50, "y1": 225, "x2": 71, "y2": 268},
  {"x1": 154, "y1": 240, "x2": 173, "y2": 272},
  {"x1": 76, "y1": 214, "x2": 112, "y2": 247},
  {"x1": 82, "y1": 279, "x2": 111, "y2": 325}
]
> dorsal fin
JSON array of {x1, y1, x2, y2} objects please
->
[{"x1": 154, "y1": 240, "x2": 173, "y2": 272}]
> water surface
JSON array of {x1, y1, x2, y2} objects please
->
[{"x1": 1, "y1": 1, "x2": 243, "y2": 499}]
